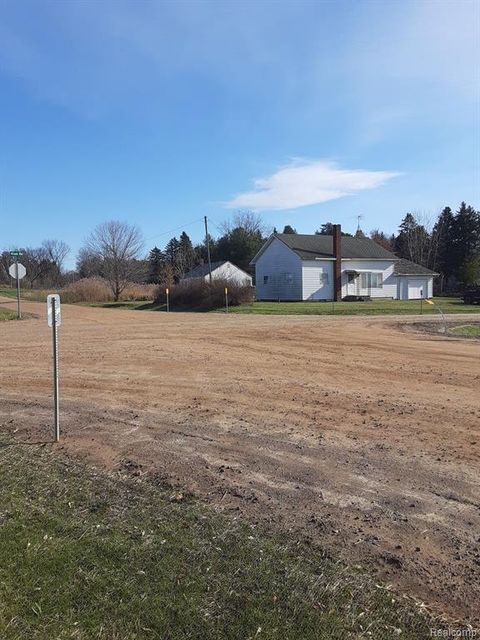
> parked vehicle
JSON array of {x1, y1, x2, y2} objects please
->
[{"x1": 463, "y1": 287, "x2": 480, "y2": 304}]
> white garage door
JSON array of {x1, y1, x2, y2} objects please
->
[{"x1": 408, "y1": 280, "x2": 425, "y2": 299}]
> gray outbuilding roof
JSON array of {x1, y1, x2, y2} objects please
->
[
  {"x1": 393, "y1": 258, "x2": 438, "y2": 276},
  {"x1": 254, "y1": 233, "x2": 398, "y2": 262},
  {"x1": 183, "y1": 261, "x2": 227, "y2": 279}
]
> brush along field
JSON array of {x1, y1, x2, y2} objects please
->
[{"x1": 0, "y1": 296, "x2": 479, "y2": 626}]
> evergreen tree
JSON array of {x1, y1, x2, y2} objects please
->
[
  {"x1": 315, "y1": 223, "x2": 352, "y2": 236},
  {"x1": 177, "y1": 232, "x2": 195, "y2": 276},
  {"x1": 394, "y1": 213, "x2": 430, "y2": 266},
  {"x1": 147, "y1": 246, "x2": 165, "y2": 284},
  {"x1": 164, "y1": 237, "x2": 182, "y2": 281},
  {"x1": 450, "y1": 202, "x2": 480, "y2": 285},
  {"x1": 431, "y1": 207, "x2": 454, "y2": 289},
  {"x1": 215, "y1": 226, "x2": 264, "y2": 272},
  {"x1": 282, "y1": 225, "x2": 297, "y2": 234},
  {"x1": 194, "y1": 234, "x2": 217, "y2": 265}
]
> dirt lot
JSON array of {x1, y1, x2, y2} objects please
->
[{"x1": 1, "y1": 297, "x2": 479, "y2": 625}]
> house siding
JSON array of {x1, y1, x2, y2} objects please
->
[
  {"x1": 341, "y1": 260, "x2": 398, "y2": 299},
  {"x1": 255, "y1": 238, "x2": 302, "y2": 300},
  {"x1": 302, "y1": 261, "x2": 334, "y2": 300}
]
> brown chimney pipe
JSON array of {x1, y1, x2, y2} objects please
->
[{"x1": 333, "y1": 224, "x2": 342, "y2": 301}]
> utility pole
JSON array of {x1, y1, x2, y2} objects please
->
[{"x1": 204, "y1": 215, "x2": 213, "y2": 285}]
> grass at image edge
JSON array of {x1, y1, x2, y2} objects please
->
[
  {"x1": 0, "y1": 309, "x2": 17, "y2": 321},
  {"x1": 0, "y1": 444, "x2": 431, "y2": 639},
  {"x1": 449, "y1": 324, "x2": 480, "y2": 337}
]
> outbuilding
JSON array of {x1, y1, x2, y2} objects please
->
[{"x1": 182, "y1": 260, "x2": 253, "y2": 286}]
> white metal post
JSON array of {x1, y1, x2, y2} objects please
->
[
  {"x1": 225, "y1": 287, "x2": 228, "y2": 313},
  {"x1": 52, "y1": 297, "x2": 60, "y2": 442},
  {"x1": 15, "y1": 257, "x2": 21, "y2": 320}
]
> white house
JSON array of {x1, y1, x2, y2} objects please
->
[
  {"x1": 182, "y1": 260, "x2": 253, "y2": 286},
  {"x1": 250, "y1": 226, "x2": 437, "y2": 301}
]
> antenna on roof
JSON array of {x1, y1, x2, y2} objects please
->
[{"x1": 355, "y1": 215, "x2": 366, "y2": 239}]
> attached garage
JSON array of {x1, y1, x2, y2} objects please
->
[
  {"x1": 407, "y1": 279, "x2": 427, "y2": 299},
  {"x1": 394, "y1": 259, "x2": 437, "y2": 300}
]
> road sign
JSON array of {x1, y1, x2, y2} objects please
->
[
  {"x1": 47, "y1": 294, "x2": 61, "y2": 327},
  {"x1": 47, "y1": 294, "x2": 61, "y2": 442},
  {"x1": 9, "y1": 262, "x2": 26, "y2": 279}
]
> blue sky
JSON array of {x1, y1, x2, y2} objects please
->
[{"x1": 0, "y1": 0, "x2": 478, "y2": 269}]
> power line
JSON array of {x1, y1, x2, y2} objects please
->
[
  {"x1": 207, "y1": 217, "x2": 225, "y2": 234},
  {"x1": 144, "y1": 217, "x2": 205, "y2": 244}
]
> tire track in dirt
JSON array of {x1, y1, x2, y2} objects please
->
[{"x1": 1, "y1": 300, "x2": 479, "y2": 623}]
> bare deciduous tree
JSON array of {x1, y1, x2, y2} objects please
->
[
  {"x1": 221, "y1": 210, "x2": 269, "y2": 236},
  {"x1": 42, "y1": 239, "x2": 70, "y2": 272},
  {"x1": 84, "y1": 221, "x2": 144, "y2": 300}
]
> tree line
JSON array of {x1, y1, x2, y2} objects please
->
[
  {"x1": 276, "y1": 202, "x2": 480, "y2": 291},
  {"x1": 1, "y1": 202, "x2": 478, "y2": 299}
]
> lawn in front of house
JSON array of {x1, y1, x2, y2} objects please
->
[{"x1": 227, "y1": 297, "x2": 479, "y2": 316}]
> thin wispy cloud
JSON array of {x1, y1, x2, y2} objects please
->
[{"x1": 225, "y1": 160, "x2": 399, "y2": 211}]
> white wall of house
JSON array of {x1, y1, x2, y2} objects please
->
[
  {"x1": 302, "y1": 260, "x2": 334, "y2": 300},
  {"x1": 341, "y1": 260, "x2": 398, "y2": 299},
  {"x1": 255, "y1": 238, "x2": 302, "y2": 300}
]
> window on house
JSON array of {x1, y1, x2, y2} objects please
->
[
  {"x1": 263, "y1": 275, "x2": 269, "y2": 285},
  {"x1": 284, "y1": 272, "x2": 293, "y2": 284},
  {"x1": 360, "y1": 272, "x2": 383, "y2": 288},
  {"x1": 371, "y1": 273, "x2": 383, "y2": 288},
  {"x1": 320, "y1": 271, "x2": 329, "y2": 285}
]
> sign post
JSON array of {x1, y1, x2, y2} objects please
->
[
  {"x1": 166, "y1": 288, "x2": 170, "y2": 312},
  {"x1": 9, "y1": 253, "x2": 26, "y2": 320},
  {"x1": 225, "y1": 287, "x2": 229, "y2": 313},
  {"x1": 47, "y1": 294, "x2": 61, "y2": 442},
  {"x1": 425, "y1": 298, "x2": 447, "y2": 333}
]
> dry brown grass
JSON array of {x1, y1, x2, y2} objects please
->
[
  {"x1": 122, "y1": 283, "x2": 158, "y2": 301},
  {"x1": 19, "y1": 279, "x2": 157, "y2": 304}
]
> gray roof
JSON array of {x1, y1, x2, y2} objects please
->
[
  {"x1": 183, "y1": 260, "x2": 227, "y2": 279},
  {"x1": 270, "y1": 233, "x2": 398, "y2": 260},
  {"x1": 393, "y1": 258, "x2": 438, "y2": 276}
]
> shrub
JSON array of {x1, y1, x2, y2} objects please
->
[
  {"x1": 60, "y1": 278, "x2": 113, "y2": 303},
  {"x1": 155, "y1": 279, "x2": 254, "y2": 311},
  {"x1": 122, "y1": 283, "x2": 159, "y2": 301}
]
